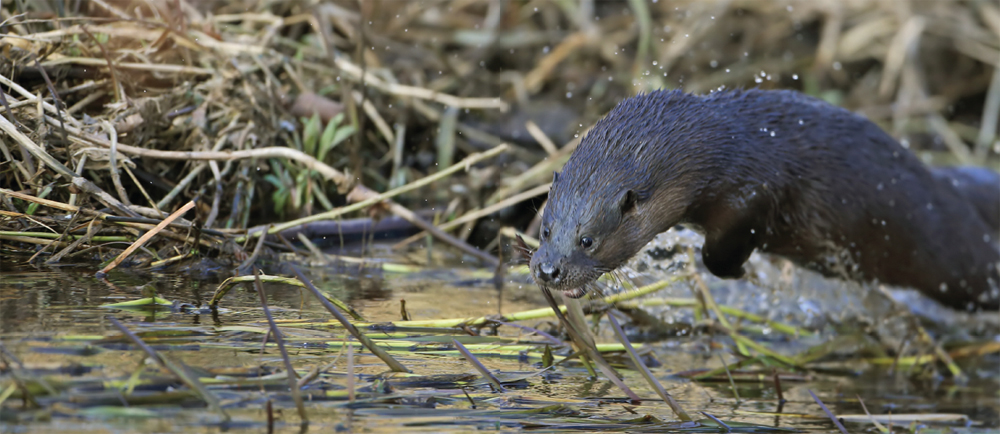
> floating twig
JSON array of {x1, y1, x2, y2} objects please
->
[
  {"x1": 106, "y1": 316, "x2": 229, "y2": 422},
  {"x1": 808, "y1": 389, "x2": 850, "y2": 434},
  {"x1": 607, "y1": 312, "x2": 691, "y2": 421},
  {"x1": 452, "y1": 338, "x2": 506, "y2": 393},
  {"x1": 290, "y1": 265, "x2": 408, "y2": 373}
]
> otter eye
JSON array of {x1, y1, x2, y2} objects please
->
[
  {"x1": 542, "y1": 228, "x2": 550, "y2": 240},
  {"x1": 580, "y1": 236, "x2": 594, "y2": 249}
]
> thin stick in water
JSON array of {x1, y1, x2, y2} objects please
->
[{"x1": 253, "y1": 271, "x2": 308, "y2": 423}]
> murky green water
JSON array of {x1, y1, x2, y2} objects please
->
[{"x1": 1, "y1": 255, "x2": 997, "y2": 433}]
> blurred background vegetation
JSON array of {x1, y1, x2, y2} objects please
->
[{"x1": 1, "y1": 0, "x2": 997, "y2": 257}]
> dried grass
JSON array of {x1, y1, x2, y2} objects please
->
[{"x1": 0, "y1": 0, "x2": 996, "y2": 268}]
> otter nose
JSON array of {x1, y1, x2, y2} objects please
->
[{"x1": 536, "y1": 262, "x2": 561, "y2": 283}]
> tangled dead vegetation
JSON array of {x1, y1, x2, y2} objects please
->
[{"x1": 0, "y1": 0, "x2": 997, "y2": 271}]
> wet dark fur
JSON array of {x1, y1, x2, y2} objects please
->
[{"x1": 530, "y1": 89, "x2": 1000, "y2": 311}]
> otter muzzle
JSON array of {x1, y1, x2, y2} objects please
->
[{"x1": 535, "y1": 262, "x2": 562, "y2": 285}]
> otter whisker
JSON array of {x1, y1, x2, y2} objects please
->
[
  {"x1": 583, "y1": 279, "x2": 606, "y2": 298},
  {"x1": 510, "y1": 234, "x2": 534, "y2": 266},
  {"x1": 606, "y1": 268, "x2": 625, "y2": 290}
]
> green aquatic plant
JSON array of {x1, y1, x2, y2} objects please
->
[{"x1": 265, "y1": 112, "x2": 356, "y2": 217}]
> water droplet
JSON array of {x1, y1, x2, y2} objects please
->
[
  {"x1": 710, "y1": 60, "x2": 718, "y2": 68},
  {"x1": 900, "y1": 138, "x2": 910, "y2": 149},
  {"x1": 543, "y1": 46, "x2": 550, "y2": 53},
  {"x1": 565, "y1": 92, "x2": 573, "y2": 98},
  {"x1": 798, "y1": 119, "x2": 804, "y2": 125},
  {"x1": 877, "y1": 183, "x2": 884, "y2": 190},
  {"x1": 939, "y1": 283, "x2": 948, "y2": 292},
  {"x1": 770, "y1": 131, "x2": 776, "y2": 137},
  {"x1": 792, "y1": 74, "x2": 799, "y2": 80}
]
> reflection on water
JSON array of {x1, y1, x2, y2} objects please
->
[{"x1": 0, "y1": 252, "x2": 997, "y2": 433}]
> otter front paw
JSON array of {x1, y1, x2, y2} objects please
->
[
  {"x1": 701, "y1": 237, "x2": 754, "y2": 280},
  {"x1": 703, "y1": 252, "x2": 747, "y2": 279}
]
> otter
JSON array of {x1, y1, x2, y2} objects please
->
[{"x1": 529, "y1": 89, "x2": 999, "y2": 311}]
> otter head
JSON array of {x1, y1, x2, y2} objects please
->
[
  {"x1": 529, "y1": 90, "x2": 712, "y2": 296},
  {"x1": 530, "y1": 167, "x2": 686, "y2": 296},
  {"x1": 530, "y1": 171, "x2": 641, "y2": 295}
]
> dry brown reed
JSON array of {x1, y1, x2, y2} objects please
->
[{"x1": 0, "y1": 0, "x2": 995, "y2": 269}]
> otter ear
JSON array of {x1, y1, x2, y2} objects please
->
[
  {"x1": 618, "y1": 190, "x2": 639, "y2": 216},
  {"x1": 552, "y1": 171, "x2": 560, "y2": 183}
]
